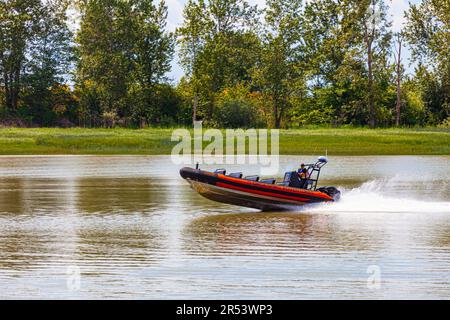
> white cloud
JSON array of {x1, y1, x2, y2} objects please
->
[
  {"x1": 165, "y1": 0, "x2": 267, "y2": 33},
  {"x1": 165, "y1": 0, "x2": 185, "y2": 32},
  {"x1": 248, "y1": 0, "x2": 266, "y2": 9},
  {"x1": 388, "y1": 0, "x2": 409, "y2": 32}
]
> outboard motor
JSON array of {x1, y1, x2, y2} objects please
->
[{"x1": 317, "y1": 186, "x2": 341, "y2": 201}]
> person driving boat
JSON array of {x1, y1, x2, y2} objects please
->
[
  {"x1": 298, "y1": 163, "x2": 307, "y2": 179},
  {"x1": 298, "y1": 163, "x2": 309, "y2": 188}
]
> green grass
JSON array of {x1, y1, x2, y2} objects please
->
[
  {"x1": 278, "y1": 127, "x2": 450, "y2": 155},
  {"x1": 0, "y1": 127, "x2": 448, "y2": 155}
]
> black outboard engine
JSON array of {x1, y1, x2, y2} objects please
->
[{"x1": 317, "y1": 186, "x2": 341, "y2": 201}]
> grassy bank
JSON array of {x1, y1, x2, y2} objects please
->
[{"x1": 0, "y1": 127, "x2": 448, "y2": 155}]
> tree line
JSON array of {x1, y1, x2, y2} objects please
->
[{"x1": 0, "y1": 0, "x2": 448, "y2": 128}]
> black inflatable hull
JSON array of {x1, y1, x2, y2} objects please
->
[{"x1": 180, "y1": 167, "x2": 340, "y2": 211}]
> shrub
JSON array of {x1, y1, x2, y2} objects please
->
[
  {"x1": 438, "y1": 117, "x2": 450, "y2": 128},
  {"x1": 213, "y1": 84, "x2": 260, "y2": 128},
  {"x1": 102, "y1": 110, "x2": 117, "y2": 128}
]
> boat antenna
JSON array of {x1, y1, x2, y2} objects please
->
[{"x1": 196, "y1": 162, "x2": 199, "y2": 170}]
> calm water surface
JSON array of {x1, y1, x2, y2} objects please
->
[{"x1": 0, "y1": 156, "x2": 448, "y2": 299}]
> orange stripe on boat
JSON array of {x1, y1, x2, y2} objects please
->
[
  {"x1": 216, "y1": 182, "x2": 311, "y2": 203},
  {"x1": 217, "y1": 174, "x2": 332, "y2": 200}
]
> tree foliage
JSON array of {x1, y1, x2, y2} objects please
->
[
  {"x1": 404, "y1": 0, "x2": 449, "y2": 125},
  {"x1": 0, "y1": 0, "x2": 448, "y2": 128},
  {"x1": 75, "y1": 0, "x2": 174, "y2": 127},
  {"x1": 0, "y1": 0, "x2": 72, "y2": 125}
]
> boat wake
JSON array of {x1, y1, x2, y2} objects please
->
[{"x1": 306, "y1": 177, "x2": 450, "y2": 214}]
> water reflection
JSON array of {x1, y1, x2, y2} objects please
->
[
  {"x1": 76, "y1": 223, "x2": 166, "y2": 270},
  {"x1": 75, "y1": 177, "x2": 167, "y2": 214},
  {"x1": 0, "y1": 229, "x2": 51, "y2": 270},
  {"x1": 424, "y1": 222, "x2": 450, "y2": 248},
  {"x1": 0, "y1": 177, "x2": 76, "y2": 215},
  {"x1": 0, "y1": 176, "x2": 171, "y2": 215},
  {"x1": 184, "y1": 212, "x2": 380, "y2": 256},
  {"x1": 0, "y1": 178, "x2": 25, "y2": 214},
  {"x1": 0, "y1": 175, "x2": 167, "y2": 275}
]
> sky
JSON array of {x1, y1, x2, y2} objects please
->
[{"x1": 165, "y1": 0, "x2": 422, "y2": 83}]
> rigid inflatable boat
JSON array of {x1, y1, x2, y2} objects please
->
[{"x1": 180, "y1": 156, "x2": 340, "y2": 211}]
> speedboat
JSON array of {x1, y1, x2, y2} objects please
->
[{"x1": 180, "y1": 156, "x2": 341, "y2": 211}]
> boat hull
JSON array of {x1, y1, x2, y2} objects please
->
[
  {"x1": 180, "y1": 167, "x2": 338, "y2": 211},
  {"x1": 189, "y1": 180, "x2": 308, "y2": 211}
]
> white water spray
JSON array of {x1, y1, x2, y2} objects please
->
[{"x1": 308, "y1": 177, "x2": 450, "y2": 214}]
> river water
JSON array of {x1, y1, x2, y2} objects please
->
[{"x1": 0, "y1": 155, "x2": 448, "y2": 299}]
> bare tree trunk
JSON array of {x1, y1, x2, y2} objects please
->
[
  {"x1": 275, "y1": 113, "x2": 281, "y2": 129},
  {"x1": 367, "y1": 40, "x2": 375, "y2": 128},
  {"x1": 192, "y1": 90, "x2": 198, "y2": 125},
  {"x1": 395, "y1": 34, "x2": 402, "y2": 127},
  {"x1": 273, "y1": 95, "x2": 281, "y2": 129},
  {"x1": 4, "y1": 72, "x2": 11, "y2": 110},
  {"x1": 0, "y1": 52, "x2": 5, "y2": 107},
  {"x1": 365, "y1": 1, "x2": 377, "y2": 129},
  {"x1": 11, "y1": 64, "x2": 20, "y2": 110}
]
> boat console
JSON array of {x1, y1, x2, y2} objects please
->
[
  {"x1": 217, "y1": 156, "x2": 330, "y2": 191},
  {"x1": 289, "y1": 156, "x2": 329, "y2": 191}
]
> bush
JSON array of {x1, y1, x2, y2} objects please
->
[
  {"x1": 102, "y1": 110, "x2": 117, "y2": 128},
  {"x1": 438, "y1": 117, "x2": 450, "y2": 128},
  {"x1": 213, "y1": 84, "x2": 260, "y2": 128},
  {"x1": 289, "y1": 106, "x2": 335, "y2": 127}
]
